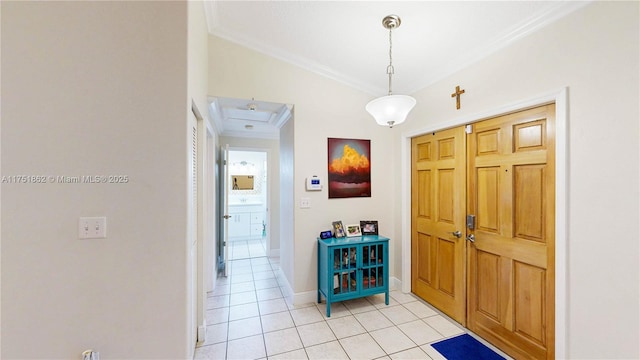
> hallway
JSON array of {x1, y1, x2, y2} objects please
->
[
  {"x1": 227, "y1": 238, "x2": 267, "y2": 260},
  {"x1": 195, "y1": 256, "x2": 512, "y2": 359}
]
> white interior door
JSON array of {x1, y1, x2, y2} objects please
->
[{"x1": 218, "y1": 144, "x2": 230, "y2": 276}]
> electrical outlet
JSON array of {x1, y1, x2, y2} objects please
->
[{"x1": 79, "y1": 217, "x2": 107, "y2": 239}]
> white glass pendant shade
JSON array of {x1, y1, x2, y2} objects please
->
[{"x1": 365, "y1": 94, "x2": 416, "y2": 127}]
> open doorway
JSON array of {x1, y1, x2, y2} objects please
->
[
  {"x1": 226, "y1": 149, "x2": 268, "y2": 260},
  {"x1": 209, "y1": 96, "x2": 292, "y2": 280}
]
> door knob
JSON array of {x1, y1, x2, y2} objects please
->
[
  {"x1": 223, "y1": 215, "x2": 232, "y2": 219},
  {"x1": 466, "y1": 234, "x2": 475, "y2": 243},
  {"x1": 451, "y1": 231, "x2": 462, "y2": 238}
]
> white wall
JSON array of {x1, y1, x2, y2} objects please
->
[
  {"x1": 0, "y1": 2, "x2": 4, "y2": 356},
  {"x1": 189, "y1": 1, "x2": 210, "y2": 119},
  {"x1": 208, "y1": 2, "x2": 639, "y2": 357},
  {"x1": 278, "y1": 119, "x2": 295, "y2": 301},
  {"x1": 2, "y1": 2, "x2": 192, "y2": 358},
  {"x1": 209, "y1": 36, "x2": 397, "y2": 299},
  {"x1": 394, "y1": 2, "x2": 639, "y2": 358},
  {"x1": 188, "y1": 0, "x2": 211, "y2": 353}
]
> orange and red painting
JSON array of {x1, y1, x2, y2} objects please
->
[{"x1": 327, "y1": 138, "x2": 371, "y2": 198}]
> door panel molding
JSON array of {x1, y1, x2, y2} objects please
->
[
  {"x1": 401, "y1": 87, "x2": 568, "y2": 358},
  {"x1": 412, "y1": 127, "x2": 467, "y2": 323},
  {"x1": 467, "y1": 104, "x2": 555, "y2": 359}
]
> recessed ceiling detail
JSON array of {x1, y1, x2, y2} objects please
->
[{"x1": 209, "y1": 97, "x2": 292, "y2": 139}]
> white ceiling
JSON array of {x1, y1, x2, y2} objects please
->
[
  {"x1": 205, "y1": 1, "x2": 589, "y2": 137},
  {"x1": 209, "y1": 96, "x2": 292, "y2": 139}
]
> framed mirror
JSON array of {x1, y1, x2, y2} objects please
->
[{"x1": 231, "y1": 175, "x2": 254, "y2": 190}]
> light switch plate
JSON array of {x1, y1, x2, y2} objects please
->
[
  {"x1": 300, "y1": 197, "x2": 311, "y2": 209},
  {"x1": 79, "y1": 217, "x2": 107, "y2": 239}
]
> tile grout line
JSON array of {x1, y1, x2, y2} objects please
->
[
  {"x1": 204, "y1": 255, "x2": 504, "y2": 360},
  {"x1": 249, "y1": 257, "x2": 270, "y2": 360}
]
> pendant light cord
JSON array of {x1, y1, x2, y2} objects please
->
[
  {"x1": 386, "y1": 28, "x2": 395, "y2": 96},
  {"x1": 366, "y1": 15, "x2": 416, "y2": 128}
]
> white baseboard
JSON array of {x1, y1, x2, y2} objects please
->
[
  {"x1": 275, "y1": 268, "x2": 294, "y2": 305},
  {"x1": 390, "y1": 276, "x2": 402, "y2": 291},
  {"x1": 293, "y1": 290, "x2": 318, "y2": 306},
  {"x1": 197, "y1": 323, "x2": 207, "y2": 343}
]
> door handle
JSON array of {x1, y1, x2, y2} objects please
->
[
  {"x1": 451, "y1": 231, "x2": 462, "y2": 238},
  {"x1": 466, "y1": 234, "x2": 475, "y2": 243},
  {"x1": 223, "y1": 215, "x2": 232, "y2": 219}
]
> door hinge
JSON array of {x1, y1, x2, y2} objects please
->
[{"x1": 465, "y1": 124, "x2": 473, "y2": 134}]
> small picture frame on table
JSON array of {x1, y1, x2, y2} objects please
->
[
  {"x1": 360, "y1": 220, "x2": 379, "y2": 235},
  {"x1": 346, "y1": 224, "x2": 362, "y2": 237},
  {"x1": 332, "y1": 221, "x2": 346, "y2": 238}
]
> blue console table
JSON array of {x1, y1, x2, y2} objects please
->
[{"x1": 317, "y1": 235, "x2": 389, "y2": 317}]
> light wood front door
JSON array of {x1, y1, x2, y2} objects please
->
[
  {"x1": 467, "y1": 104, "x2": 555, "y2": 359},
  {"x1": 411, "y1": 127, "x2": 467, "y2": 324}
]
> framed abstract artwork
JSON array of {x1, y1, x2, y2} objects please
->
[{"x1": 327, "y1": 138, "x2": 371, "y2": 198}]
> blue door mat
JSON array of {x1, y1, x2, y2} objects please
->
[{"x1": 431, "y1": 334, "x2": 506, "y2": 360}]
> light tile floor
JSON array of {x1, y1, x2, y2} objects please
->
[
  {"x1": 195, "y1": 256, "x2": 512, "y2": 360},
  {"x1": 228, "y1": 238, "x2": 267, "y2": 260}
]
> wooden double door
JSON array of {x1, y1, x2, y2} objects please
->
[{"x1": 411, "y1": 105, "x2": 555, "y2": 360}]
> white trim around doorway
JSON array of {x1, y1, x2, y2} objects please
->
[{"x1": 399, "y1": 87, "x2": 568, "y2": 359}]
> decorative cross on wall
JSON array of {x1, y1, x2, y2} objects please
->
[{"x1": 451, "y1": 85, "x2": 465, "y2": 110}]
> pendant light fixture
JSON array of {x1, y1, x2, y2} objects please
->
[{"x1": 365, "y1": 15, "x2": 416, "y2": 128}]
